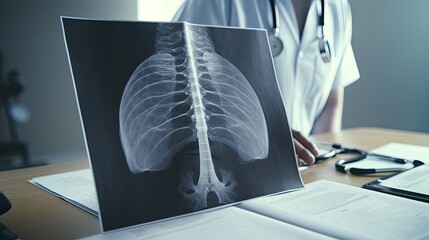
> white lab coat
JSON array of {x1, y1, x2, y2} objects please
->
[{"x1": 173, "y1": 0, "x2": 359, "y2": 135}]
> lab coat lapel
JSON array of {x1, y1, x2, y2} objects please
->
[
  {"x1": 300, "y1": 1, "x2": 319, "y2": 49},
  {"x1": 280, "y1": 0, "x2": 300, "y2": 45}
]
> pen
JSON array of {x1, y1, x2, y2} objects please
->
[
  {"x1": 369, "y1": 153, "x2": 408, "y2": 164},
  {"x1": 369, "y1": 153, "x2": 425, "y2": 166}
]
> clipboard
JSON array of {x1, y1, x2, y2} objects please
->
[{"x1": 362, "y1": 164, "x2": 429, "y2": 203}]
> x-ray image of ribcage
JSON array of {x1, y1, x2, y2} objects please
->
[{"x1": 119, "y1": 23, "x2": 269, "y2": 210}]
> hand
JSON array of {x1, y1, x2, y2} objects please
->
[{"x1": 292, "y1": 129, "x2": 319, "y2": 166}]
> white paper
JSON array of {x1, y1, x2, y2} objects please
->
[
  {"x1": 82, "y1": 206, "x2": 333, "y2": 240},
  {"x1": 380, "y1": 165, "x2": 429, "y2": 195},
  {"x1": 29, "y1": 169, "x2": 99, "y2": 215},
  {"x1": 29, "y1": 170, "x2": 429, "y2": 239},
  {"x1": 371, "y1": 142, "x2": 429, "y2": 164},
  {"x1": 240, "y1": 180, "x2": 429, "y2": 240}
]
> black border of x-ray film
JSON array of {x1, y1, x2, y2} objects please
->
[{"x1": 62, "y1": 18, "x2": 303, "y2": 232}]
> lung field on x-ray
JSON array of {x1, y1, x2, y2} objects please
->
[{"x1": 119, "y1": 23, "x2": 269, "y2": 211}]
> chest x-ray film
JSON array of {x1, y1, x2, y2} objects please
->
[{"x1": 62, "y1": 18, "x2": 302, "y2": 232}]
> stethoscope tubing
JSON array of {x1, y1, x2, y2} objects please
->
[
  {"x1": 269, "y1": 0, "x2": 331, "y2": 62},
  {"x1": 315, "y1": 142, "x2": 424, "y2": 175}
]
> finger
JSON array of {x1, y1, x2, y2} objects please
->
[
  {"x1": 294, "y1": 138, "x2": 316, "y2": 165},
  {"x1": 292, "y1": 130, "x2": 319, "y2": 157},
  {"x1": 295, "y1": 154, "x2": 306, "y2": 167}
]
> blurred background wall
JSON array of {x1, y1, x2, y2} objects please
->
[
  {"x1": 0, "y1": 0, "x2": 138, "y2": 164},
  {"x1": 344, "y1": 0, "x2": 429, "y2": 133}
]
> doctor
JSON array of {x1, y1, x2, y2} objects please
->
[{"x1": 173, "y1": 0, "x2": 359, "y2": 166}]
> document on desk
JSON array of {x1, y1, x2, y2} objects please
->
[
  {"x1": 29, "y1": 169, "x2": 98, "y2": 216},
  {"x1": 83, "y1": 206, "x2": 334, "y2": 240},
  {"x1": 370, "y1": 142, "x2": 429, "y2": 164},
  {"x1": 379, "y1": 164, "x2": 429, "y2": 196},
  {"x1": 239, "y1": 180, "x2": 429, "y2": 240},
  {"x1": 360, "y1": 142, "x2": 429, "y2": 202},
  {"x1": 83, "y1": 180, "x2": 429, "y2": 240}
]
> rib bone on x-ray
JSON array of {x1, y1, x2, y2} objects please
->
[{"x1": 119, "y1": 23, "x2": 269, "y2": 210}]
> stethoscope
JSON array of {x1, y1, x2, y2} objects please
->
[
  {"x1": 315, "y1": 143, "x2": 425, "y2": 175},
  {"x1": 268, "y1": 0, "x2": 331, "y2": 63}
]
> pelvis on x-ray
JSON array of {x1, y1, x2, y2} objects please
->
[{"x1": 119, "y1": 23, "x2": 269, "y2": 211}]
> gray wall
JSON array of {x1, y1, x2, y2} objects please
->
[
  {"x1": 1, "y1": 0, "x2": 428, "y2": 164},
  {"x1": 0, "y1": 0, "x2": 138, "y2": 162},
  {"x1": 345, "y1": 0, "x2": 429, "y2": 133}
]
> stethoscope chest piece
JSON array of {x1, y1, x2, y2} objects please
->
[
  {"x1": 319, "y1": 38, "x2": 331, "y2": 63},
  {"x1": 269, "y1": 34, "x2": 283, "y2": 57},
  {"x1": 269, "y1": 0, "x2": 330, "y2": 62}
]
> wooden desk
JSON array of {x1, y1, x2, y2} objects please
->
[{"x1": 1, "y1": 128, "x2": 428, "y2": 239}]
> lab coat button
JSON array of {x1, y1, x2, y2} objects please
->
[{"x1": 298, "y1": 51, "x2": 304, "y2": 59}]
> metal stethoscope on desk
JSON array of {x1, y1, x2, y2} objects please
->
[
  {"x1": 315, "y1": 143, "x2": 425, "y2": 175},
  {"x1": 268, "y1": 0, "x2": 331, "y2": 62}
]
